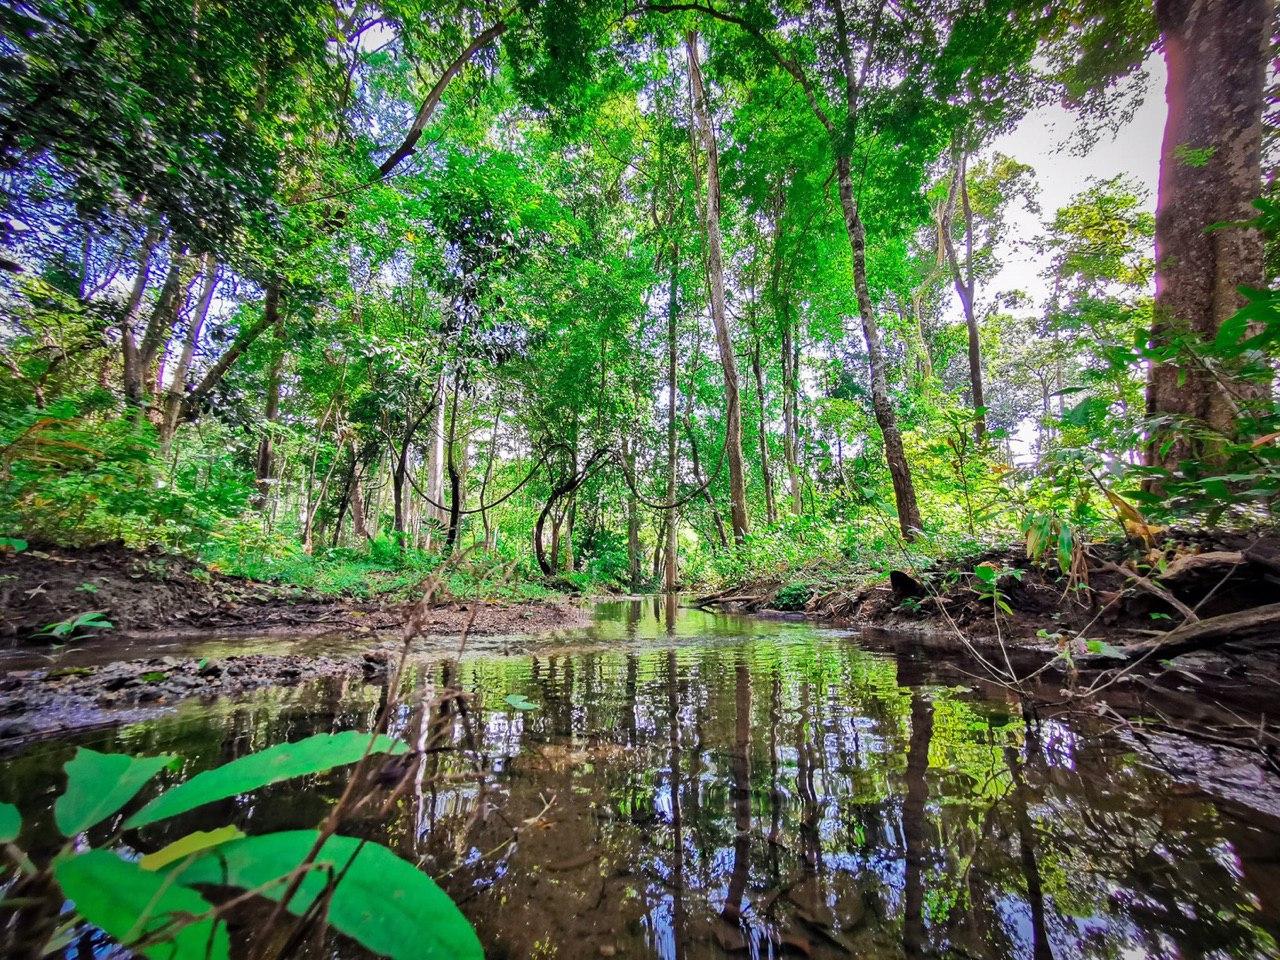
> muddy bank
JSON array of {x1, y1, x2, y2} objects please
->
[
  {"x1": 704, "y1": 531, "x2": 1278, "y2": 646},
  {"x1": 0, "y1": 652, "x2": 371, "y2": 742},
  {"x1": 0, "y1": 541, "x2": 588, "y2": 643},
  {"x1": 0, "y1": 617, "x2": 595, "y2": 742}
]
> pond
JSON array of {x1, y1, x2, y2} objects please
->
[{"x1": 3, "y1": 599, "x2": 1278, "y2": 959}]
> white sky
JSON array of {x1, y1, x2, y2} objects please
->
[{"x1": 986, "y1": 54, "x2": 1166, "y2": 305}]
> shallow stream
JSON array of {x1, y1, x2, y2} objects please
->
[{"x1": 3, "y1": 599, "x2": 1278, "y2": 959}]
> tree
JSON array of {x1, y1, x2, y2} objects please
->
[{"x1": 1145, "y1": 0, "x2": 1271, "y2": 467}]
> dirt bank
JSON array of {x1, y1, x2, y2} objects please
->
[
  {"x1": 698, "y1": 530, "x2": 1280, "y2": 725},
  {"x1": 0, "y1": 541, "x2": 587, "y2": 643}
]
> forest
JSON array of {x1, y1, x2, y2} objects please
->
[
  {"x1": 2, "y1": 1, "x2": 1280, "y2": 959},
  {"x1": 3, "y1": 0, "x2": 1272, "y2": 604}
]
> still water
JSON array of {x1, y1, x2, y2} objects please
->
[{"x1": 3, "y1": 599, "x2": 1278, "y2": 959}]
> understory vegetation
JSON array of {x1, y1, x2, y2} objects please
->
[{"x1": 2, "y1": 0, "x2": 1276, "y2": 607}]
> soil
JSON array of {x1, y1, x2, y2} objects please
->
[
  {"x1": 0, "y1": 652, "x2": 371, "y2": 742},
  {"x1": 0, "y1": 541, "x2": 587, "y2": 642},
  {"x1": 0, "y1": 541, "x2": 591, "y2": 741}
]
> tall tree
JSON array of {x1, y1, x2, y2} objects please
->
[
  {"x1": 1145, "y1": 0, "x2": 1271, "y2": 467},
  {"x1": 686, "y1": 31, "x2": 750, "y2": 544}
]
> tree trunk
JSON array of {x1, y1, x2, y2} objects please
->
[
  {"x1": 621, "y1": 435, "x2": 642, "y2": 590},
  {"x1": 254, "y1": 323, "x2": 284, "y2": 509},
  {"x1": 781, "y1": 303, "x2": 803, "y2": 515},
  {"x1": 683, "y1": 411, "x2": 729, "y2": 549},
  {"x1": 836, "y1": 156, "x2": 923, "y2": 539},
  {"x1": 159, "y1": 254, "x2": 216, "y2": 449},
  {"x1": 137, "y1": 253, "x2": 187, "y2": 401},
  {"x1": 686, "y1": 31, "x2": 749, "y2": 544},
  {"x1": 941, "y1": 147, "x2": 987, "y2": 440},
  {"x1": 665, "y1": 257, "x2": 680, "y2": 591},
  {"x1": 751, "y1": 339, "x2": 777, "y2": 523},
  {"x1": 479, "y1": 403, "x2": 501, "y2": 550},
  {"x1": 1146, "y1": 0, "x2": 1269, "y2": 468},
  {"x1": 185, "y1": 282, "x2": 279, "y2": 419},
  {"x1": 350, "y1": 458, "x2": 373, "y2": 542},
  {"x1": 424, "y1": 373, "x2": 447, "y2": 547},
  {"x1": 121, "y1": 226, "x2": 160, "y2": 407},
  {"x1": 444, "y1": 384, "x2": 464, "y2": 549}
]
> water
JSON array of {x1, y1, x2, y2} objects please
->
[{"x1": 3, "y1": 599, "x2": 1278, "y2": 959}]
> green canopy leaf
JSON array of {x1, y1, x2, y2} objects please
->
[
  {"x1": 55, "y1": 850, "x2": 229, "y2": 960},
  {"x1": 170, "y1": 830, "x2": 481, "y2": 960},
  {"x1": 125, "y1": 732, "x2": 406, "y2": 829},
  {"x1": 55, "y1": 749, "x2": 175, "y2": 836}
]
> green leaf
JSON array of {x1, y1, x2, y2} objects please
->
[
  {"x1": 0, "y1": 802, "x2": 20, "y2": 842},
  {"x1": 55, "y1": 749, "x2": 175, "y2": 836},
  {"x1": 170, "y1": 831, "x2": 481, "y2": 960},
  {"x1": 1084, "y1": 639, "x2": 1126, "y2": 658},
  {"x1": 504, "y1": 694, "x2": 539, "y2": 712},
  {"x1": 125, "y1": 732, "x2": 406, "y2": 829},
  {"x1": 972, "y1": 565, "x2": 997, "y2": 585},
  {"x1": 140, "y1": 826, "x2": 246, "y2": 871},
  {"x1": 55, "y1": 850, "x2": 228, "y2": 960},
  {"x1": 1056, "y1": 524, "x2": 1074, "y2": 574}
]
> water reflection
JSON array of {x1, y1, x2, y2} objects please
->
[{"x1": 3, "y1": 605, "x2": 1278, "y2": 960}]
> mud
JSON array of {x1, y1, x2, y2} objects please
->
[{"x1": 1, "y1": 540, "x2": 588, "y2": 643}]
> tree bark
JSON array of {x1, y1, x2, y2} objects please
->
[
  {"x1": 159, "y1": 253, "x2": 216, "y2": 449},
  {"x1": 941, "y1": 147, "x2": 987, "y2": 440},
  {"x1": 254, "y1": 328, "x2": 284, "y2": 509},
  {"x1": 781, "y1": 301, "x2": 803, "y2": 515},
  {"x1": 137, "y1": 252, "x2": 188, "y2": 400},
  {"x1": 836, "y1": 155, "x2": 923, "y2": 538},
  {"x1": 751, "y1": 338, "x2": 777, "y2": 523},
  {"x1": 686, "y1": 31, "x2": 749, "y2": 544},
  {"x1": 665, "y1": 256, "x2": 680, "y2": 591},
  {"x1": 1146, "y1": 0, "x2": 1270, "y2": 468},
  {"x1": 121, "y1": 226, "x2": 160, "y2": 407},
  {"x1": 621, "y1": 435, "x2": 642, "y2": 590}
]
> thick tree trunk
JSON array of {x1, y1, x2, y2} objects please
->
[
  {"x1": 350, "y1": 458, "x2": 373, "y2": 542},
  {"x1": 941, "y1": 148, "x2": 987, "y2": 440},
  {"x1": 391, "y1": 447, "x2": 409, "y2": 535},
  {"x1": 159, "y1": 254, "x2": 216, "y2": 449},
  {"x1": 1146, "y1": 0, "x2": 1269, "y2": 468},
  {"x1": 836, "y1": 156, "x2": 923, "y2": 538},
  {"x1": 687, "y1": 32, "x2": 749, "y2": 544}
]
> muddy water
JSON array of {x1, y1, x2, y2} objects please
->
[{"x1": 3, "y1": 599, "x2": 1279, "y2": 959}]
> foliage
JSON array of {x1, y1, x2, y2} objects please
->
[
  {"x1": 0, "y1": 0, "x2": 1272, "y2": 609},
  {"x1": 3, "y1": 736, "x2": 479, "y2": 960}
]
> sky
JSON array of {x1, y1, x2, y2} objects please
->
[{"x1": 986, "y1": 54, "x2": 1166, "y2": 306}]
